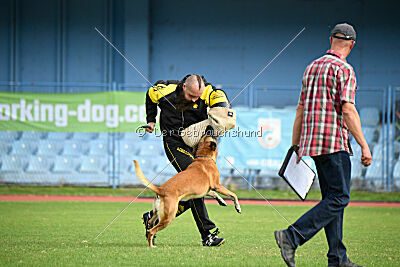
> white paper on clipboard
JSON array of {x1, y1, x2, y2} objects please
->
[{"x1": 279, "y1": 148, "x2": 316, "y2": 200}]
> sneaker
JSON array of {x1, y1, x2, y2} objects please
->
[
  {"x1": 328, "y1": 259, "x2": 364, "y2": 267},
  {"x1": 274, "y1": 230, "x2": 296, "y2": 267},
  {"x1": 142, "y1": 211, "x2": 156, "y2": 245},
  {"x1": 202, "y1": 228, "x2": 225, "y2": 247}
]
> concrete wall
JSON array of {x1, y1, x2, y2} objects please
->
[{"x1": 0, "y1": 0, "x2": 399, "y2": 97}]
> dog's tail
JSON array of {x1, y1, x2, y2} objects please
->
[{"x1": 133, "y1": 160, "x2": 160, "y2": 194}]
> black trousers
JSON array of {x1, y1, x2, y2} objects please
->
[{"x1": 153, "y1": 138, "x2": 216, "y2": 239}]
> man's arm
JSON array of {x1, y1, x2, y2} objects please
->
[
  {"x1": 292, "y1": 104, "x2": 304, "y2": 146},
  {"x1": 208, "y1": 88, "x2": 230, "y2": 108},
  {"x1": 145, "y1": 90, "x2": 157, "y2": 133},
  {"x1": 292, "y1": 104, "x2": 304, "y2": 163},
  {"x1": 342, "y1": 102, "x2": 372, "y2": 166}
]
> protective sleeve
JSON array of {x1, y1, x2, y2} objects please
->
[{"x1": 146, "y1": 90, "x2": 158, "y2": 123}]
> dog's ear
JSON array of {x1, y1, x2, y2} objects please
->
[{"x1": 209, "y1": 141, "x2": 217, "y2": 151}]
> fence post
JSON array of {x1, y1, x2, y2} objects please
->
[
  {"x1": 386, "y1": 86, "x2": 392, "y2": 191},
  {"x1": 381, "y1": 87, "x2": 386, "y2": 188},
  {"x1": 249, "y1": 84, "x2": 254, "y2": 108},
  {"x1": 111, "y1": 81, "x2": 118, "y2": 189}
]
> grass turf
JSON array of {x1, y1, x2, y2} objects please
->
[
  {"x1": 0, "y1": 201, "x2": 399, "y2": 266},
  {"x1": 1, "y1": 185, "x2": 400, "y2": 202}
]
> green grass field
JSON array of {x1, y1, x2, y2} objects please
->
[{"x1": 0, "y1": 201, "x2": 399, "y2": 266}]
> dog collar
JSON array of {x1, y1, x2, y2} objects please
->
[{"x1": 195, "y1": 156, "x2": 216, "y2": 163}]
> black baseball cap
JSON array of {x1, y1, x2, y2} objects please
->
[{"x1": 330, "y1": 23, "x2": 356, "y2": 41}]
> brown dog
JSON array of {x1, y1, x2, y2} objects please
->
[{"x1": 133, "y1": 135, "x2": 241, "y2": 247}]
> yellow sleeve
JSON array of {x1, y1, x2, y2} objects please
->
[
  {"x1": 200, "y1": 85, "x2": 229, "y2": 107},
  {"x1": 209, "y1": 90, "x2": 229, "y2": 107},
  {"x1": 148, "y1": 84, "x2": 177, "y2": 103}
]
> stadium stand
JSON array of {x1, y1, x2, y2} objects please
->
[
  {"x1": 362, "y1": 126, "x2": 377, "y2": 144},
  {"x1": 0, "y1": 131, "x2": 20, "y2": 142},
  {"x1": 37, "y1": 140, "x2": 63, "y2": 156},
  {"x1": 88, "y1": 140, "x2": 110, "y2": 156},
  {"x1": 365, "y1": 159, "x2": 384, "y2": 187},
  {"x1": 20, "y1": 131, "x2": 47, "y2": 140},
  {"x1": 11, "y1": 140, "x2": 37, "y2": 156},
  {"x1": 63, "y1": 140, "x2": 89, "y2": 157},
  {"x1": 79, "y1": 156, "x2": 107, "y2": 174},
  {"x1": 0, "y1": 155, "x2": 28, "y2": 173},
  {"x1": 118, "y1": 140, "x2": 139, "y2": 155},
  {"x1": 360, "y1": 107, "x2": 380, "y2": 126},
  {"x1": 47, "y1": 132, "x2": 73, "y2": 140},
  {"x1": 137, "y1": 141, "x2": 163, "y2": 156},
  {"x1": 73, "y1": 132, "x2": 97, "y2": 141},
  {"x1": 393, "y1": 162, "x2": 400, "y2": 187},
  {"x1": 25, "y1": 156, "x2": 53, "y2": 174},
  {"x1": 52, "y1": 156, "x2": 78, "y2": 174},
  {"x1": 0, "y1": 141, "x2": 11, "y2": 155}
]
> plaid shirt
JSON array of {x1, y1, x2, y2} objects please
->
[{"x1": 298, "y1": 49, "x2": 357, "y2": 157}]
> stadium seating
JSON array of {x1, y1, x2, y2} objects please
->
[
  {"x1": 362, "y1": 126, "x2": 376, "y2": 144},
  {"x1": 118, "y1": 140, "x2": 139, "y2": 155},
  {"x1": 0, "y1": 141, "x2": 11, "y2": 155},
  {"x1": 393, "y1": 161, "x2": 400, "y2": 187},
  {"x1": 37, "y1": 140, "x2": 63, "y2": 156},
  {"x1": 47, "y1": 132, "x2": 73, "y2": 140},
  {"x1": 63, "y1": 140, "x2": 89, "y2": 157},
  {"x1": 365, "y1": 160, "x2": 383, "y2": 181},
  {"x1": 378, "y1": 126, "x2": 395, "y2": 143},
  {"x1": 78, "y1": 156, "x2": 107, "y2": 174},
  {"x1": 360, "y1": 107, "x2": 380, "y2": 126},
  {"x1": 88, "y1": 140, "x2": 110, "y2": 156},
  {"x1": 25, "y1": 156, "x2": 53, "y2": 173},
  {"x1": 73, "y1": 132, "x2": 98, "y2": 141},
  {"x1": 137, "y1": 141, "x2": 163, "y2": 156},
  {"x1": 11, "y1": 140, "x2": 37, "y2": 156},
  {"x1": 0, "y1": 131, "x2": 20, "y2": 142},
  {"x1": 351, "y1": 161, "x2": 363, "y2": 178},
  {"x1": 123, "y1": 132, "x2": 140, "y2": 142},
  {"x1": 52, "y1": 156, "x2": 78, "y2": 173},
  {"x1": 20, "y1": 131, "x2": 47, "y2": 140},
  {"x1": 0, "y1": 155, "x2": 28, "y2": 173}
]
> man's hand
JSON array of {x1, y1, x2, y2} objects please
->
[
  {"x1": 146, "y1": 122, "x2": 155, "y2": 133},
  {"x1": 361, "y1": 145, "x2": 372, "y2": 166}
]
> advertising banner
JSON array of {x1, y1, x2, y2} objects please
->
[
  {"x1": 0, "y1": 91, "x2": 147, "y2": 132},
  {"x1": 218, "y1": 108, "x2": 296, "y2": 170}
]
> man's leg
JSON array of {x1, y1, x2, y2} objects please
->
[
  {"x1": 282, "y1": 152, "x2": 351, "y2": 253},
  {"x1": 321, "y1": 152, "x2": 351, "y2": 266}
]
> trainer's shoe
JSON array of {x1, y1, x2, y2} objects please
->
[
  {"x1": 202, "y1": 228, "x2": 225, "y2": 247},
  {"x1": 328, "y1": 259, "x2": 364, "y2": 267},
  {"x1": 142, "y1": 211, "x2": 156, "y2": 245},
  {"x1": 274, "y1": 230, "x2": 296, "y2": 267}
]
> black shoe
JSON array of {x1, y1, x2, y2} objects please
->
[
  {"x1": 334, "y1": 260, "x2": 363, "y2": 267},
  {"x1": 274, "y1": 230, "x2": 296, "y2": 267},
  {"x1": 142, "y1": 211, "x2": 156, "y2": 245},
  {"x1": 202, "y1": 228, "x2": 225, "y2": 247}
]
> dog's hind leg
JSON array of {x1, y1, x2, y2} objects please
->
[
  {"x1": 148, "y1": 196, "x2": 161, "y2": 227},
  {"x1": 147, "y1": 197, "x2": 178, "y2": 248},
  {"x1": 213, "y1": 185, "x2": 241, "y2": 214}
]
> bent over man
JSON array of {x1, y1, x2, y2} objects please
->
[
  {"x1": 274, "y1": 23, "x2": 372, "y2": 267},
  {"x1": 142, "y1": 74, "x2": 230, "y2": 246}
]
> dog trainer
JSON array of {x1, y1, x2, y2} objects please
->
[
  {"x1": 142, "y1": 74, "x2": 230, "y2": 247},
  {"x1": 274, "y1": 23, "x2": 372, "y2": 267}
]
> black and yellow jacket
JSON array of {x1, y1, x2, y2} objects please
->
[{"x1": 146, "y1": 75, "x2": 230, "y2": 142}]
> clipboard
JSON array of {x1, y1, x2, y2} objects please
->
[{"x1": 278, "y1": 146, "x2": 316, "y2": 201}]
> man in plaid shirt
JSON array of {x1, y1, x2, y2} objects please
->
[{"x1": 274, "y1": 23, "x2": 372, "y2": 267}]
